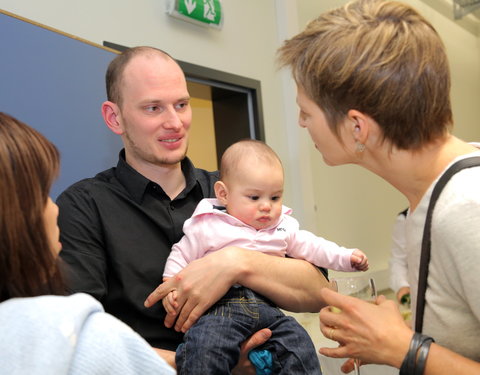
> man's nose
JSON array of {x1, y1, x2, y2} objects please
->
[{"x1": 163, "y1": 108, "x2": 183, "y2": 130}]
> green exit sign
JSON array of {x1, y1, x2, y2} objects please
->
[{"x1": 166, "y1": 0, "x2": 223, "y2": 29}]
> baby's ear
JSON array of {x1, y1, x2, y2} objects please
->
[{"x1": 214, "y1": 181, "x2": 228, "y2": 205}]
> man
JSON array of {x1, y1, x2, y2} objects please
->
[{"x1": 58, "y1": 46, "x2": 329, "y2": 369}]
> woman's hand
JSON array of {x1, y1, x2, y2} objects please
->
[
  {"x1": 153, "y1": 348, "x2": 176, "y2": 369},
  {"x1": 318, "y1": 287, "x2": 413, "y2": 369}
]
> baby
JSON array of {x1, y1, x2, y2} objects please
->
[{"x1": 163, "y1": 139, "x2": 368, "y2": 374}]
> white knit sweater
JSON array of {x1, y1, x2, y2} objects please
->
[{"x1": 0, "y1": 293, "x2": 175, "y2": 374}]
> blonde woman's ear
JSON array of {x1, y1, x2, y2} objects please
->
[{"x1": 347, "y1": 109, "x2": 369, "y2": 145}]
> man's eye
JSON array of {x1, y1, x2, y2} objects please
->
[
  {"x1": 146, "y1": 105, "x2": 160, "y2": 112},
  {"x1": 175, "y1": 102, "x2": 189, "y2": 111}
]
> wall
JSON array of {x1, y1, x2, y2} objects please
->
[
  {"x1": 294, "y1": 0, "x2": 480, "y2": 351},
  {"x1": 1, "y1": 0, "x2": 479, "y2": 307},
  {"x1": 0, "y1": 0, "x2": 289, "y2": 195},
  {"x1": 2, "y1": 0, "x2": 480, "y2": 358},
  {"x1": 296, "y1": 0, "x2": 480, "y2": 282},
  {"x1": 186, "y1": 82, "x2": 217, "y2": 171}
]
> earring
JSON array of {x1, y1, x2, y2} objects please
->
[{"x1": 356, "y1": 141, "x2": 366, "y2": 153}]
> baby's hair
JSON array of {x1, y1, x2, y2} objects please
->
[{"x1": 219, "y1": 139, "x2": 283, "y2": 181}]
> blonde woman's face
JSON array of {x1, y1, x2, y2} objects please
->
[
  {"x1": 44, "y1": 197, "x2": 61, "y2": 255},
  {"x1": 296, "y1": 86, "x2": 348, "y2": 166}
]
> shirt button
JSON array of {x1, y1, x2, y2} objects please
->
[{"x1": 170, "y1": 204, "x2": 175, "y2": 211}]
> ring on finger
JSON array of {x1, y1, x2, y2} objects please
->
[{"x1": 328, "y1": 327, "x2": 336, "y2": 341}]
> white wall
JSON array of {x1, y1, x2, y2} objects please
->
[
  {"x1": 1, "y1": 0, "x2": 479, "y2": 289},
  {"x1": 0, "y1": 0, "x2": 298, "y2": 237},
  {"x1": 2, "y1": 0, "x2": 479, "y2": 358}
]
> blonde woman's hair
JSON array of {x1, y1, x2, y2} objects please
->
[{"x1": 277, "y1": 0, "x2": 452, "y2": 150}]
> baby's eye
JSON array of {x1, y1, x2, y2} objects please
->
[
  {"x1": 248, "y1": 196, "x2": 259, "y2": 201},
  {"x1": 271, "y1": 196, "x2": 280, "y2": 201}
]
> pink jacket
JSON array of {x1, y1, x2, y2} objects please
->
[{"x1": 163, "y1": 198, "x2": 356, "y2": 277}]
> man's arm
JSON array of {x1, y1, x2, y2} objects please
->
[
  {"x1": 145, "y1": 247, "x2": 329, "y2": 333},
  {"x1": 237, "y1": 248, "x2": 329, "y2": 311},
  {"x1": 57, "y1": 186, "x2": 108, "y2": 299}
]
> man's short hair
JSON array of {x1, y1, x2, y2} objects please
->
[{"x1": 105, "y1": 46, "x2": 174, "y2": 107}]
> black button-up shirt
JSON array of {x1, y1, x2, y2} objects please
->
[{"x1": 57, "y1": 150, "x2": 219, "y2": 350}]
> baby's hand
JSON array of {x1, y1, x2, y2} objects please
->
[
  {"x1": 161, "y1": 277, "x2": 179, "y2": 317},
  {"x1": 162, "y1": 289, "x2": 179, "y2": 316},
  {"x1": 351, "y1": 249, "x2": 369, "y2": 271}
]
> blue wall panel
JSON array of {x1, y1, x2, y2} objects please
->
[{"x1": 0, "y1": 12, "x2": 122, "y2": 199}]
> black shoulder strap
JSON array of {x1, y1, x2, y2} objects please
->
[{"x1": 415, "y1": 156, "x2": 480, "y2": 333}]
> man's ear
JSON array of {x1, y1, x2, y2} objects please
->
[
  {"x1": 102, "y1": 101, "x2": 124, "y2": 135},
  {"x1": 214, "y1": 181, "x2": 228, "y2": 205},
  {"x1": 347, "y1": 109, "x2": 369, "y2": 144}
]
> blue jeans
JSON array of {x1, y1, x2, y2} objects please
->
[{"x1": 176, "y1": 286, "x2": 322, "y2": 374}]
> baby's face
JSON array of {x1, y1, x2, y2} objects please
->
[{"x1": 223, "y1": 161, "x2": 284, "y2": 230}]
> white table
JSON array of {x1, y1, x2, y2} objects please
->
[{"x1": 318, "y1": 355, "x2": 399, "y2": 375}]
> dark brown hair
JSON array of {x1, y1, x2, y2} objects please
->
[
  {"x1": 277, "y1": 0, "x2": 452, "y2": 150},
  {"x1": 0, "y1": 112, "x2": 64, "y2": 301}
]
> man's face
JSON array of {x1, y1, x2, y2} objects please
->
[{"x1": 116, "y1": 54, "x2": 192, "y2": 171}]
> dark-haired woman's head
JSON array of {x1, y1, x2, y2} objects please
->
[{"x1": 0, "y1": 112, "x2": 64, "y2": 301}]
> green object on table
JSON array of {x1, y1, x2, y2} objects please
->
[{"x1": 400, "y1": 293, "x2": 411, "y2": 307}]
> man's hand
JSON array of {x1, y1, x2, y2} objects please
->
[
  {"x1": 145, "y1": 248, "x2": 240, "y2": 332},
  {"x1": 233, "y1": 329, "x2": 272, "y2": 375}
]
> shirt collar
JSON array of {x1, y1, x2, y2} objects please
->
[{"x1": 115, "y1": 149, "x2": 202, "y2": 204}]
